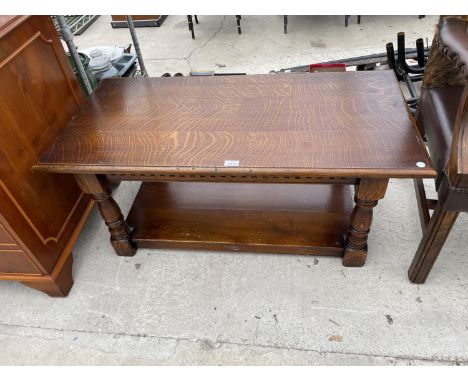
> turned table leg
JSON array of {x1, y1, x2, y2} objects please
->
[
  {"x1": 74, "y1": 174, "x2": 136, "y2": 257},
  {"x1": 343, "y1": 178, "x2": 389, "y2": 267}
]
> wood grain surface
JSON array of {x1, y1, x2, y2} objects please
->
[
  {"x1": 35, "y1": 71, "x2": 435, "y2": 178},
  {"x1": 0, "y1": 15, "x2": 26, "y2": 37}
]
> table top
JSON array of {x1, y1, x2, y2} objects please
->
[{"x1": 35, "y1": 71, "x2": 435, "y2": 178}]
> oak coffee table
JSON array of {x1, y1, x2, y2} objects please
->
[{"x1": 34, "y1": 72, "x2": 435, "y2": 267}]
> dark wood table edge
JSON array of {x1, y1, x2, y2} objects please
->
[{"x1": 32, "y1": 164, "x2": 437, "y2": 179}]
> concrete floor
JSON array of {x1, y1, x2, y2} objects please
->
[
  {"x1": 71, "y1": 15, "x2": 439, "y2": 76},
  {"x1": 2, "y1": 15, "x2": 468, "y2": 366}
]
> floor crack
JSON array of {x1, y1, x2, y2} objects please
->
[
  {"x1": 0, "y1": 322, "x2": 466, "y2": 364},
  {"x1": 184, "y1": 16, "x2": 226, "y2": 71}
]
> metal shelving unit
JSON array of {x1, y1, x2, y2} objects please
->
[{"x1": 52, "y1": 15, "x2": 99, "y2": 36}]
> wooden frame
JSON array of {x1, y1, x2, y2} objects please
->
[{"x1": 409, "y1": 16, "x2": 468, "y2": 283}]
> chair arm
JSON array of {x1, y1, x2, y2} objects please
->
[
  {"x1": 447, "y1": 84, "x2": 468, "y2": 187},
  {"x1": 437, "y1": 18, "x2": 468, "y2": 76}
]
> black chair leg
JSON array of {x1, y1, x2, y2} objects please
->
[
  {"x1": 357, "y1": 15, "x2": 361, "y2": 24},
  {"x1": 236, "y1": 15, "x2": 241, "y2": 34},
  {"x1": 187, "y1": 15, "x2": 195, "y2": 39},
  {"x1": 194, "y1": 15, "x2": 199, "y2": 24},
  {"x1": 345, "y1": 15, "x2": 350, "y2": 27},
  {"x1": 284, "y1": 15, "x2": 288, "y2": 34}
]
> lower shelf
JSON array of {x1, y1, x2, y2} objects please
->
[{"x1": 127, "y1": 182, "x2": 354, "y2": 256}]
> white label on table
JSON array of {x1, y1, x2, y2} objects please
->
[
  {"x1": 224, "y1": 160, "x2": 240, "y2": 167},
  {"x1": 416, "y1": 161, "x2": 426, "y2": 168}
]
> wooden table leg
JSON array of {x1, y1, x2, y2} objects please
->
[
  {"x1": 74, "y1": 174, "x2": 136, "y2": 257},
  {"x1": 408, "y1": 204, "x2": 459, "y2": 283},
  {"x1": 343, "y1": 178, "x2": 389, "y2": 267}
]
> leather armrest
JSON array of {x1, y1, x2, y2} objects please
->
[
  {"x1": 437, "y1": 18, "x2": 468, "y2": 76},
  {"x1": 447, "y1": 85, "x2": 468, "y2": 187}
]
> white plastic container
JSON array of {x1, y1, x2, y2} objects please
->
[{"x1": 88, "y1": 49, "x2": 119, "y2": 81}]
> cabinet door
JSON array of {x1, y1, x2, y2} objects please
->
[{"x1": 0, "y1": 16, "x2": 91, "y2": 273}]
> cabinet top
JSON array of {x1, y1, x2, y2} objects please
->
[{"x1": 0, "y1": 15, "x2": 28, "y2": 36}]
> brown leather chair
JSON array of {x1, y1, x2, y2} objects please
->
[{"x1": 409, "y1": 17, "x2": 468, "y2": 283}]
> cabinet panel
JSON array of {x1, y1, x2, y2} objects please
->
[
  {"x1": 0, "y1": 250, "x2": 41, "y2": 275},
  {"x1": 0, "y1": 223, "x2": 16, "y2": 245},
  {"x1": 0, "y1": 16, "x2": 93, "y2": 295},
  {"x1": 0, "y1": 223, "x2": 40, "y2": 274},
  {"x1": 0, "y1": 16, "x2": 89, "y2": 273}
]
